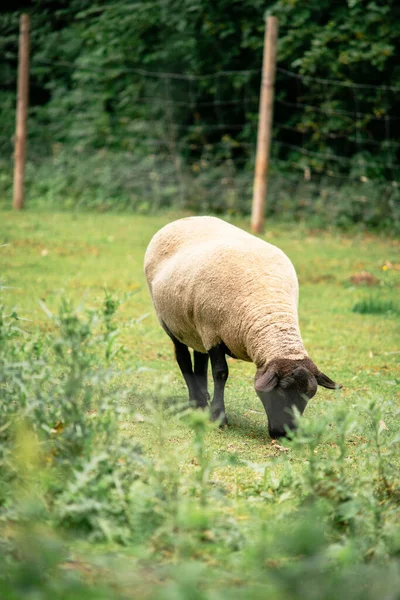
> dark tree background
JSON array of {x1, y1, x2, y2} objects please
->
[{"x1": 1, "y1": 0, "x2": 399, "y2": 226}]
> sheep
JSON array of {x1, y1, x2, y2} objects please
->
[{"x1": 144, "y1": 216, "x2": 341, "y2": 438}]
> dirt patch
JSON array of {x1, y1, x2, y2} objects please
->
[{"x1": 349, "y1": 271, "x2": 380, "y2": 286}]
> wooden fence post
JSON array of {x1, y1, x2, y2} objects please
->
[
  {"x1": 251, "y1": 16, "x2": 278, "y2": 233},
  {"x1": 13, "y1": 13, "x2": 30, "y2": 211}
]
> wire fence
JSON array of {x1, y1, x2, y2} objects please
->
[
  {"x1": 273, "y1": 66, "x2": 400, "y2": 186},
  {"x1": 1, "y1": 56, "x2": 400, "y2": 215}
]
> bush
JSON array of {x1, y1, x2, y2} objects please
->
[
  {"x1": 1, "y1": 148, "x2": 399, "y2": 234},
  {"x1": 1, "y1": 286, "x2": 400, "y2": 598}
]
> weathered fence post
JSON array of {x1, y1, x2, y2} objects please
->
[
  {"x1": 251, "y1": 16, "x2": 278, "y2": 233},
  {"x1": 13, "y1": 13, "x2": 30, "y2": 211}
]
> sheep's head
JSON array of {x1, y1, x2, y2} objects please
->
[{"x1": 254, "y1": 357, "x2": 341, "y2": 439}]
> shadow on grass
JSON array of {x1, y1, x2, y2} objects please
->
[
  {"x1": 132, "y1": 388, "x2": 271, "y2": 443},
  {"x1": 128, "y1": 371, "x2": 276, "y2": 444},
  {"x1": 222, "y1": 413, "x2": 270, "y2": 443}
]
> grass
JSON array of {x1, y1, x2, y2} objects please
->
[
  {"x1": 1, "y1": 209, "x2": 400, "y2": 597},
  {"x1": 352, "y1": 297, "x2": 399, "y2": 315},
  {"x1": 1, "y1": 209, "x2": 399, "y2": 477}
]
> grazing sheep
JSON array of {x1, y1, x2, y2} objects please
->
[{"x1": 144, "y1": 216, "x2": 341, "y2": 438}]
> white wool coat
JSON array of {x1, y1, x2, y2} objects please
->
[{"x1": 144, "y1": 216, "x2": 308, "y2": 369}]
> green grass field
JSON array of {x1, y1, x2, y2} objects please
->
[{"x1": 1, "y1": 210, "x2": 400, "y2": 598}]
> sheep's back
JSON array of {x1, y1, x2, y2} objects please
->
[{"x1": 144, "y1": 217, "x2": 299, "y2": 359}]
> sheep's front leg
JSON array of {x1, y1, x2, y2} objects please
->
[{"x1": 209, "y1": 344, "x2": 229, "y2": 426}]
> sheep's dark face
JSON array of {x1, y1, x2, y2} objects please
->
[{"x1": 255, "y1": 358, "x2": 341, "y2": 439}]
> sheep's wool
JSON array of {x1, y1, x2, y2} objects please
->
[{"x1": 144, "y1": 216, "x2": 308, "y2": 368}]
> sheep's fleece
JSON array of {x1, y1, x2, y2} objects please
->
[{"x1": 144, "y1": 216, "x2": 308, "y2": 368}]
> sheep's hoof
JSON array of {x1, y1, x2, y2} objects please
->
[
  {"x1": 211, "y1": 412, "x2": 228, "y2": 428},
  {"x1": 191, "y1": 397, "x2": 209, "y2": 409}
]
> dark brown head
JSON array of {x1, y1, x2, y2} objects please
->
[{"x1": 254, "y1": 357, "x2": 341, "y2": 439}]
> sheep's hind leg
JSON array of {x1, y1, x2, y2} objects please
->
[
  {"x1": 173, "y1": 342, "x2": 209, "y2": 408},
  {"x1": 208, "y1": 344, "x2": 229, "y2": 426},
  {"x1": 162, "y1": 322, "x2": 208, "y2": 408},
  {"x1": 194, "y1": 351, "x2": 210, "y2": 403}
]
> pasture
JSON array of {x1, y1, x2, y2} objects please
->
[{"x1": 1, "y1": 210, "x2": 400, "y2": 598}]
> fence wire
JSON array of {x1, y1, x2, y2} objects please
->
[{"x1": 1, "y1": 57, "x2": 399, "y2": 213}]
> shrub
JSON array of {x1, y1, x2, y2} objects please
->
[{"x1": 1, "y1": 286, "x2": 400, "y2": 598}]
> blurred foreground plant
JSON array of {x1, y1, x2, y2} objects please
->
[{"x1": 1, "y1": 286, "x2": 400, "y2": 598}]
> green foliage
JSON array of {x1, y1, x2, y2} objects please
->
[
  {"x1": 266, "y1": 174, "x2": 400, "y2": 231},
  {"x1": 1, "y1": 149, "x2": 399, "y2": 232},
  {"x1": 0, "y1": 291, "x2": 240, "y2": 551},
  {"x1": 2, "y1": 306, "x2": 400, "y2": 597},
  {"x1": 0, "y1": 293, "x2": 131, "y2": 503},
  {"x1": 1, "y1": 0, "x2": 400, "y2": 228}
]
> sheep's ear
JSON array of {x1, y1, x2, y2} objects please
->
[
  {"x1": 316, "y1": 371, "x2": 342, "y2": 390},
  {"x1": 255, "y1": 367, "x2": 278, "y2": 393}
]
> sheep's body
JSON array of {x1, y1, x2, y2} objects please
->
[{"x1": 144, "y1": 216, "x2": 307, "y2": 368}]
